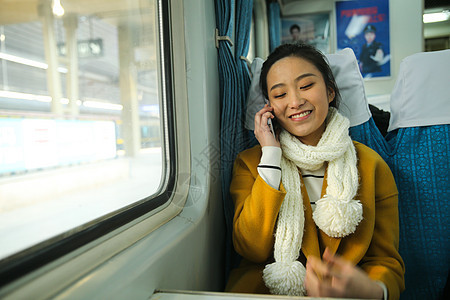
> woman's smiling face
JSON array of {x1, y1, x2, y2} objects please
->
[{"x1": 267, "y1": 56, "x2": 334, "y2": 146}]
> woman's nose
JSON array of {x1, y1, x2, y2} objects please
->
[{"x1": 288, "y1": 93, "x2": 305, "y2": 108}]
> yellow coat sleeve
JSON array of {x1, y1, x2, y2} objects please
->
[{"x1": 230, "y1": 146, "x2": 286, "y2": 263}]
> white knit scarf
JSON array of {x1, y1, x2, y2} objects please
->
[{"x1": 262, "y1": 107, "x2": 363, "y2": 296}]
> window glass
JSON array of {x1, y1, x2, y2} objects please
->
[{"x1": 0, "y1": 0, "x2": 165, "y2": 262}]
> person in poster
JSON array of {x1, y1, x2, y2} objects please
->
[
  {"x1": 335, "y1": 0, "x2": 390, "y2": 79},
  {"x1": 359, "y1": 24, "x2": 384, "y2": 75},
  {"x1": 281, "y1": 14, "x2": 331, "y2": 54},
  {"x1": 289, "y1": 24, "x2": 302, "y2": 43}
]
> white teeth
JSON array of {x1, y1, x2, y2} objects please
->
[{"x1": 291, "y1": 111, "x2": 311, "y2": 118}]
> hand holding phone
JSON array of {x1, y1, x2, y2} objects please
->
[
  {"x1": 265, "y1": 99, "x2": 277, "y2": 141},
  {"x1": 254, "y1": 103, "x2": 279, "y2": 147},
  {"x1": 267, "y1": 118, "x2": 277, "y2": 140}
]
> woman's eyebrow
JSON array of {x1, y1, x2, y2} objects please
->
[
  {"x1": 294, "y1": 73, "x2": 317, "y2": 83},
  {"x1": 269, "y1": 73, "x2": 317, "y2": 92}
]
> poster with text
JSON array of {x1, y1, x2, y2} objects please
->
[
  {"x1": 281, "y1": 13, "x2": 331, "y2": 54},
  {"x1": 336, "y1": 0, "x2": 390, "y2": 79}
]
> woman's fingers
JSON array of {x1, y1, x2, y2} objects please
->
[
  {"x1": 307, "y1": 255, "x2": 333, "y2": 280},
  {"x1": 254, "y1": 104, "x2": 273, "y2": 127},
  {"x1": 306, "y1": 257, "x2": 336, "y2": 297},
  {"x1": 322, "y1": 248, "x2": 350, "y2": 274},
  {"x1": 254, "y1": 104, "x2": 279, "y2": 147},
  {"x1": 307, "y1": 249, "x2": 384, "y2": 299},
  {"x1": 305, "y1": 260, "x2": 322, "y2": 295}
]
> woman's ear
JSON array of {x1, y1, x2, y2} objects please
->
[{"x1": 327, "y1": 88, "x2": 335, "y2": 104}]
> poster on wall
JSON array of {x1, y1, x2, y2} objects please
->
[
  {"x1": 281, "y1": 13, "x2": 331, "y2": 54},
  {"x1": 335, "y1": 0, "x2": 390, "y2": 79}
]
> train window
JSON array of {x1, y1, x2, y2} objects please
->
[{"x1": 0, "y1": 0, "x2": 174, "y2": 283}]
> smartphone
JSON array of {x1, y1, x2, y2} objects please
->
[
  {"x1": 265, "y1": 99, "x2": 277, "y2": 140},
  {"x1": 267, "y1": 118, "x2": 276, "y2": 139}
]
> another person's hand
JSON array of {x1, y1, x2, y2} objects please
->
[
  {"x1": 305, "y1": 248, "x2": 384, "y2": 299},
  {"x1": 254, "y1": 104, "x2": 280, "y2": 147}
]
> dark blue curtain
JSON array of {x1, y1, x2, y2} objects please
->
[
  {"x1": 267, "y1": 0, "x2": 281, "y2": 52},
  {"x1": 215, "y1": 0, "x2": 254, "y2": 285}
]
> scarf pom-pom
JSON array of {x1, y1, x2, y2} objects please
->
[
  {"x1": 313, "y1": 195, "x2": 363, "y2": 238},
  {"x1": 263, "y1": 260, "x2": 306, "y2": 296}
]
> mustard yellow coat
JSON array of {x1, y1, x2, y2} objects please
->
[{"x1": 226, "y1": 142, "x2": 405, "y2": 300}]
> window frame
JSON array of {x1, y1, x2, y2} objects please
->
[{"x1": 0, "y1": 0, "x2": 177, "y2": 288}]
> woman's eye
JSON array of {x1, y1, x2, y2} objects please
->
[
  {"x1": 274, "y1": 93, "x2": 286, "y2": 99},
  {"x1": 300, "y1": 83, "x2": 314, "y2": 90}
]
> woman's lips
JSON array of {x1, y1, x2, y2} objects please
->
[{"x1": 289, "y1": 110, "x2": 312, "y2": 120}]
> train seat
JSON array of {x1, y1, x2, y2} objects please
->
[{"x1": 328, "y1": 48, "x2": 450, "y2": 300}]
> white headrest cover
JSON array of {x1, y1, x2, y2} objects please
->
[
  {"x1": 388, "y1": 49, "x2": 450, "y2": 131},
  {"x1": 245, "y1": 57, "x2": 265, "y2": 131},
  {"x1": 325, "y1": 48, "x2": 371, "y2": 127},
  {"x1": 244, "y1": 48, "x2": 371, "y2": 131}
]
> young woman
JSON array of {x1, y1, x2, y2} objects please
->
[{"x1": 226, "y1": 43, "x2": 405, "y2": 299}]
